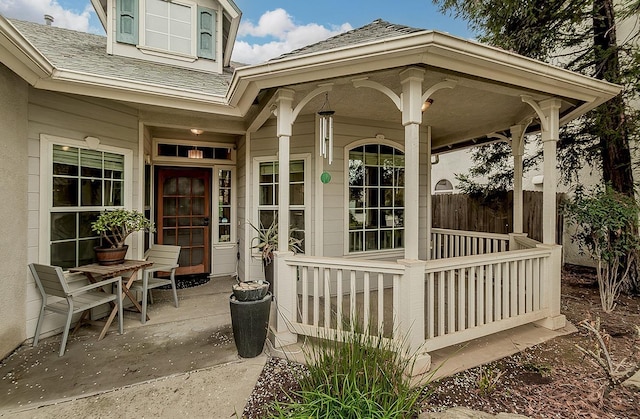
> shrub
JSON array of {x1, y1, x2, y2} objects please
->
[
  {"x1": 563, "y1": 185, "x2": 640, "y2": 312},
  {"x1": 269, "y1": 325, "x2": 427, "y2": 418}
]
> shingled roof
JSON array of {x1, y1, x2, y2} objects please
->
[
  {"x1": 274, "y1": 19, "x2": 425, "y2": 60},
  {"x1": 8, "y1": 19, "x2": 233, "y2": 96}
]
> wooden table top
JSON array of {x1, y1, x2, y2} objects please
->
[{"x1": 69, "y1": 259, "x2": 153, "y2": 277}]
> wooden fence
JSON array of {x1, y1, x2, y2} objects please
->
[{"x1": 432, "y1": 191, "x2": 564, "y2": 244}]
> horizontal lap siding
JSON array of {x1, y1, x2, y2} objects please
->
[{"x1": 25, "y1": 89, "x2": 139, "y2": 341}]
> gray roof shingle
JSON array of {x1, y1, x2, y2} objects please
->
[
  {"x1": 274, "y1": 19, "x2": 425, "y2": 60},
  {"x1": 9, "y1": 19, "x2": 233, "y2": 96}
]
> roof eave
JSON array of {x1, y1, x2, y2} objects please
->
[
  {"x1": 0, "y1": 16, "x2": 54, "y2": 84},
  {"x1": 228, "y1": 30, "x2": 621, "y2": 122}
]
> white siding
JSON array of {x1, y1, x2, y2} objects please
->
[{"x1": 25, "y1": 89, "x2": 140, "y2": 341}]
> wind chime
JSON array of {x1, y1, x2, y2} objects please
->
[{"x1": 318, "y1": 92, "x2": 334, "y2": 183}]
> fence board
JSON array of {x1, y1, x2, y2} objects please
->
[{"x1": 432, "y1": 191, "x2": 564, "y2": 244}]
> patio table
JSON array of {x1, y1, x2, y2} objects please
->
[{"x1": 69, "y1": 259, "x2": 153, "y2": 340}]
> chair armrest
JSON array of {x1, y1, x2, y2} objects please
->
[
  {"x1": 144, "y1": 265, "x2": 178, "y2": 274},
  {"x1": 68, "y1": 276, "x2": 122, "y2": 295}
]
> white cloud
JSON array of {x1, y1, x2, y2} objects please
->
[
  {"x1": 0, "y1": 0, "x2": 95, "y2": 32},
  {"x1": 233, "y1": 8, "x2": 352, "y2": 65}
]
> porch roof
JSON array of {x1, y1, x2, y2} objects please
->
[{"x1": 0, "y1": 15, "x2": 621, "y2": 144}]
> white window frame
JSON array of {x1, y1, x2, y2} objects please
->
[
  {"x1": 213, "y1": 165, "x2": 236, "y2": 245},
  {"x1": 343, "y1": 139, "x2": 405, "y2": 256},
  {"x1": 252, "y1": 154, "x2": 311, "y2": 255},
  {"x1": 139, "y1": 0, "x2": 198, "y2": 59},
  {"x1": 39, "y1": 134, "x2": 134, "y2": 265},
  {"x1": 152, "y1": 138, "x2": 236, "y2": 165}
]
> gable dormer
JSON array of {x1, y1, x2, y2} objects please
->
[{"x1": 91, "y1": 0, "x2": 240, "y2": 73}]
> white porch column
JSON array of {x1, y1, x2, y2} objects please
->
[
  {"x1": 510, "y1": 124, "x2": 526, "y2": 234},
  {"x1": 423, "y1": 126, "x2": 432, "y2": 260},
  {"x1": 400, "y1": 68, "x2": 424, "y2": 260},
  {"x1": 271, "y1": 89, "x2": 297, "y2": 347},
  {"x1": 275, "y1": 89, "x2": 294, "y2": 251},
  {"x1": 540, "y1": 99, "x2": 561, "y2": 245}
]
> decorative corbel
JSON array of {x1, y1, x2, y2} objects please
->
[{"x1": 352, "y1": 77, "x2": 402, "y2": 111}]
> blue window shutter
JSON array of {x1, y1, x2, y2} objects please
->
[
  {"x1": 117, "y1": 0, "x2": 139, "y2": 45},
  {"x1": 197, "y1": 6, "x2": 216, "y2": 59}
]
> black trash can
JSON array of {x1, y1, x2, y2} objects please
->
[{"x1": 229, "y1": 293, "x2": 271, "y2": 358}]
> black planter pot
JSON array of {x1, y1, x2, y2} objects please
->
[{"x1": 229, "y1": 293, "x2": 271, "y2": 358}]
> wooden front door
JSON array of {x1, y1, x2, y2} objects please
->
[{"x1": 157, "y1": 168, "x2": 211, "y2": 275}]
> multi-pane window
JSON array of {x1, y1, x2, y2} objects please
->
[
  {"x1": 348, "y1": 144, "x2": 404, "y2": 253},
  {"x1": 50, "y1": 145, "x2": 125, "y2": 269},
  {"x1": 217, "y1": 169, "x2": 232, "y2": 243},
  {"x1": 257, "y1": 160, "x2": 305, "y2": 251},
  {"x1": 145, "y1": 0, "x2": 192, "y2": 55}
]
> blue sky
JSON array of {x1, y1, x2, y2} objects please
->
[{"x1": 0, "y1": 0, "x2": 476, "y2": 63}]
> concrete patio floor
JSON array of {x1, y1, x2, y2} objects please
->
[
  {"x1": 0, "y1": 272, "x2": 577, "y2": 418},
  {"x1": 0, "y1": 275, "x2": 267, "y2": 417}
]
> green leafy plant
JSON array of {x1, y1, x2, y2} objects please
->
[
  {"x1": 476, "y1": 366, "x2": 504, "y2": 396},
  {"x1": 269, "y1": 323, "x2": 429, "y2": 418},
  {"x1": 248, "y1": 220, "x2": 302, "y2": 266},
  {"x1": 91, "y1": 209, "x2": 155, "y2": 249},
  {"x1": 563, "y1": 185, "x2": 640, "y2": 312}
]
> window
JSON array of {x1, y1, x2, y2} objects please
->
[
  {"x1": 47, "y1": 142, "x2": 129, "y2": 269},
  {"x1": 217, "y1": 168, "x2": 233, "y2": 243},
  {"x1": 116, "y1": 0, "x2": 216, "y2": 59},
  {"x1": 145, "y1": 0, "x2": 192, "y2": 55},
  {"x1": 434, "y1": 179, "x2": 454, "y2": 194},
  {"x1": 347, "y1": 144, "x2": 404, "y2": 253},
  {"x1": 257, "y1": 159, "x2": 306, "y2": 251}
]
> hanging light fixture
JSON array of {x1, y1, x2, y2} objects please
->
[
  {"x1": 318, "y1": 92, "x2": 335, "y2": 165},
  {"x1": 189, "y1": 128, "x2": 204, "y2": 159},
  {"x1": 188, "y1": 147, "x2": 203, "y2": 159}
]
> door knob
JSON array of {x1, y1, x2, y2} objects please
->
[{"x1": 203, "y1": 217, "x2": 210, "y2": 226}]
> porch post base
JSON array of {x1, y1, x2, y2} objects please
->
[
  {"x1": 268, "y1": 301, "x2": 298, "y2": 348},
  {"x1": 409, "y1": 351, "x2": 432, "y2": 382},
  {"x1": 535, "y1": 314, "x2": 566, "y2": 331}
]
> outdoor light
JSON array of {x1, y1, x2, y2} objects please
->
[
  {"x1": 189, "y1": 128, "x2": 204, "y2": 158},
  {"x1": 318, "y1": 92, "x2": 335, "y2": 165},
  {"x1": 188, "y1": 147, "x2": 203, "y2": 159},
  {"x1": 421, "y1": 98, "x2": 434, "y2": 112}
]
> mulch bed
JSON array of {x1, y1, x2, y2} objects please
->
[{"x1": 243, "y1": 264, "x2": 640, "y2": 418}]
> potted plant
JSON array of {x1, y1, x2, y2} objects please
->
[
  {"x1": 248, "y1": 219, "x2": 302, "y2": 293},
  {"x1": 91, "y1": 209, "x2": 155, "y2": 265}
]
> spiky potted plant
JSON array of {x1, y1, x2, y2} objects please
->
[
  {"x1": 247, "y1": 219, "x2": 302, "y2": 294},
  {"x1": 91, "y1": 209, "x2": 155, "y2": 265}
]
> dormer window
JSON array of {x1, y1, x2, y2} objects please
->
[{"x1": 116, "y1": 0, "x2": 215, "y2": 60}]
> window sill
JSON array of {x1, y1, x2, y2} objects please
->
[{"x1": 137, "y1": 45, "x2": 198, "y2": 62}]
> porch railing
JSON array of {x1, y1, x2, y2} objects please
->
[
  {"x1": 431, "y1": 228, "x2": 510, "y2": 259},
  {"x1": 423, "y1": 247, "x2": 552, "y2": 351},
  {"x1": 274, "y1": 243, "x2": 557, "y2": 356}
]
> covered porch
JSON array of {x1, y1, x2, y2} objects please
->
[{"x1": 235, "y1": 31, "x2": 621, "y2": 372}]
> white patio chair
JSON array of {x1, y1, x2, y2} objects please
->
[
  {"x1": 28, "y1": 263, "x2": 123, "y2": 357},
  {"x1": 129, "y1": 245, "x2": 181, "y2": 324}
]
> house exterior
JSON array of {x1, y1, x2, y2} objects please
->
[{"x1": 0, "y1": 1, "x2": 621, "y2": 366}]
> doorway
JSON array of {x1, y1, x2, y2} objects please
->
[{"x1": 156, "y1": 167, "x2": 211, "y2": 275}]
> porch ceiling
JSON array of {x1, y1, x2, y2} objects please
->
[{"x1": 279, "y1": 65, "x2": 578, "y2": 153}]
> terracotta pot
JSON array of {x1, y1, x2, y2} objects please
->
[{"x1": 94, "y1": 245, "x2": 128, "y2": 266}]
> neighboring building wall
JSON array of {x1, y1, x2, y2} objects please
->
[
  {"x1": 0, "y1": 63, "x2": 29, "y2": 359},
  {"x1": 25, "y1": 88, "x2": 140, "y2": 341}
]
